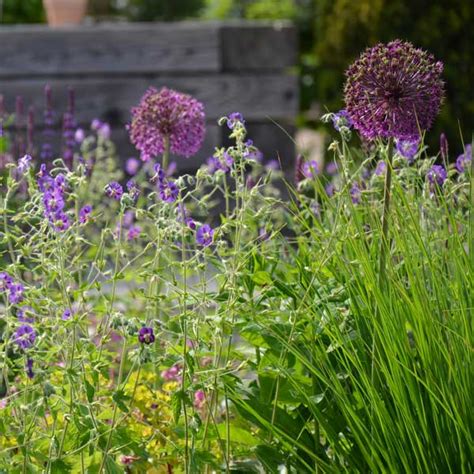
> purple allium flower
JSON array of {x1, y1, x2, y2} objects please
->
[
  {"x1": 17, "y1": 306, "x2": 34, "y2": 323},
  {"x1": 8, "y1": 283, "x2": 24, "y2": 304},
  {"x1": 226, "y1": 112, "x2": 245, "y2": 129},
  {"x1": 440, "y1": 133, "x2": 448, "y2": 161},
  {"x1": 75, "y1": 128, "x2": 85, "y2": 143},
  {"x1": 375, "y1": 161, "x2": 387, "y2": 176},
  {"x1": 350, "y1": 182, "x2": 362, "y2": 204},
  {"x1": 427, "y1": 165, "x2": 447, "y2": 187},
  {"x1": 159, "y1": 180, "x2": 179, "y2": 203},
  {"x1": 456, "y1": 145, "x2": 472, "y2": 173},
  {"x1": 395, "y1": 139, "x2": 420, "y2": 162},
  {"x1": 332, "y1": 109, "x2": 353, "y2": 131},
  {"x1": 129, "y1": 87, "x2": 205, "y2": 161},
  {"x1": 302, "y1": 160, "x2": 320, "y2": 179},
  {"x1": 50, "y1": 211, "x2": 71, "y2": 232},
  {"x1": 127, "y1": 226, "x2": 141, "y2": 240},
  {"x1": 138, "y1": 326, "x2": 155, "y2": 344},
  {"x1": 26, "y1": 358, "x2": 34, "y2": 379},
  {"x1": 0, "y1": 272, "x2": 13, "y2": 292},
  {"x1": 125, "y1": 157, "x2": 140, "y2": 175},
  {"x1": 17, "y1": 154, "x2": 32, "y2": 174},
  {"x1": 196, "y1": 224, "x2": 214, "y2": 247},
  {"x1": 79, "y1": 205, "x2": 92, "y2": 224},
  {"x1": 105, "y1": 181, "x2": 123, "y2": 200},
  {"x1": 344, "y1": 40, "x2": 444, "y2": 140},
  {"x1": 14, "y1": 324, "x2": 36, "y2": 350}
]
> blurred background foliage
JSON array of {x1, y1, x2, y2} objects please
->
[{"x1": 0, "y1": 0, "x2": 472, "y2": 152}]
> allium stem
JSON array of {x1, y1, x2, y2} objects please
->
[
  {"x1": 378, "y1": 138, "x2": 394, "y2": 287},
  {"x1": 162, "y1": 135, "x2": 170, "y2": 173}
]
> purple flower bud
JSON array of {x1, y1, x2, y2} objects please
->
[
  {"x1": 26, "y1": 358, "x2": 34, "y2": 379},
  {"x1": 91, "y1": 119, "x2": 102, "y2": 131},
  {"x1": 75, "y1": 128, "x2": 85, "y2": 143},
  {"x1": 98, "y1": 123, "x2": 111, "y2": 140},
  {"x1": 62, "y1": 309, "x2": 72, "y2": 320},
  {"x1": 17, "y1": 154, "x2": 32, "y2": 174},
  {"x1": 125, "y1": 157, "x2": 140, "y2": 175}
]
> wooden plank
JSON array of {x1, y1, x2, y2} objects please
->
[
  {"x1": 0, "y1": 22, "x2": 221, "y2": 77},
  {"x1": 0, "y1": 74, "x2": 298, "y2": 123},
  {"x1": 220, "y1": 22, "x2": 297, "y2": 71}
]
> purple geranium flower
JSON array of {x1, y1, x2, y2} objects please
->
[
  {"x1": 302, "y1": 160, "x2": 319, "y2": 180},
  {"x1": 50, "y1": 211, "x2": 71, "y2": 232},
  {"x1": 395, "y1": 139, "x2": 420, "y2": 162},
  {"x1": 375, "y1": 161, "x2": 387, "y2": 176},
  {"x1": 14, "y1": 324, "x2": 36, "y2": 350},
  {"x1": 127, "y1": 226, "x2": 141, "y2": 240},
  {"x1": 43, "y1": 188, "x2": 65, "y2": 213},
  {"x1": 126, "y1": 179, "x2": 140, "y2": 202},
  {"x1": 159, "y1": 180, "x2": 179, "y2": 203},
  {"x1": 344, "y1": 40, "x2": 444, "y2": 140},
  {"x1": 350, "y1": 182, "x2": 362, "y2": 204},
  {"x1": 129, "y1": 87, "x2": 205, "y2": 161},
  {"x1": 427, "y1": 165, "x2": 447, "y2": 187},
  {"x1": 62, "y1": 309, "x2": 72, "y2": 320},
  {"x1": 456, "y1": 145, "x2": 472, "y2": 173},
  {"x1": 196, "y1": 224, "x2": 214, "y2": 247},
  {"x1": 332, "y1": 109, "x2": 353, "y2": 132},
  {"x1": 138, "y1": 326, "x2": 155, "y2": 344},
  {"x1": 17, "y1": 306, "x2": 34, "y2": 323},
  {"x1": 8, "y1": 283, "x2": 24, "y2": 304},
  {"x1": 105, "y1": 181, "x2": 123, "y2": 200},
  {"x1": 79, "y1": 205, "x2": 92, "y2": 224},
  {"x1": 226, "y1": 112, "x2": 245, "y2": 129},
  {"x1": 0, "y1": 272, "x2": 13, "y2": 292},
  {"x1": 17, "y1": 154, "x2": 32, "y2": 174}
]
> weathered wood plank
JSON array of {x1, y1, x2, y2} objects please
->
[
  {"x1": 0, "y1": 22, "x2": 221, "y2": 77},
  {"x1": 0, "y1": 74, "x2": 298, "y2": 123},
  {"x1": 220, "y1": 22, "x2": 297, "y2": 71}
]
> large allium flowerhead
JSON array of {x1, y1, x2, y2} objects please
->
[
  {"x1": 129, "y1": 87, "x2": 205, "y2": 161},
  {"x1": 344, "y1": 40, "x2": 444, "y2": 141}
]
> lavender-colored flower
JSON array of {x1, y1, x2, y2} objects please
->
[
  {"x1": 97, "y1": 122, "x2": 111, "y2": 140},
  {"x1": 126, "y1": 179, "x2": 140, "y2": 202},
  {"x1": 0, "y1": 272, "x2": 13, "y2": 292},
  {"x1": 17, "y1": 306, "x2": 34, "y2": 323},
  {"x1": 43, "y1": 188, "x2": 65, "y2": 213},
  {"x1": 79, "y1": 205, "x2": 92, "y2": 224},
  {"x1": 302, "y1": 160, "x2": 319, "y2": 179},
  {"x1": 456, "y1": 145, "x2": 472, "y2": 173},
  {"x1": 151, "y1": 163, "x2": 166, "y2": 184},
  {"x1": 350, "y1": 182, "x2": 362, "y2": 204},
  {"x1": 265, "y1": 159, "x2": 280, "y2": 171},
  {"x1": 161, "y1": 364, "x2": 182, "y2": 381},
  {"x1": 17, "y1": 154, "x2": 32, "y2": 174},
  {"x1": 427, "y1": 165, "x2": 447, "y2": 187},
  {"x1": 138, "y1": 326, "x2": 155, "y2": 344},
  {"x1": 226, "y1": 112, "x2": 245, "y2": 129},
  {"x1": 375, "y1": 161, "x2": 387, "y2": 176},
  {"x1": 8, "y1": 283, "x2": 24, "y2": 304},
  {"x1": 125, "y1": 157, "x2": 140, "y2": 175},
  {"x1": 127, "y1": 226, "x2": 141, "y2": 240},
  {"x1": 62, "y1": 309, "x2": 72, "y2": 320},
  {"x1": 196, "y1": 224, "x2": 214, "y2": 247},
  {"x1": 326, "y1": 161, "x2": 338, "y2": 175},
  {"x1": 38, "y1": 175, "x2": 55, "y2": 193},
  {"x1": 75, "y1": 128, "x2": 85, "y2": 143},
  {"x1": 325, "y1": 183, "x2": 335, "y2": 197},
  {"x1": 105, "y1": 181, "x2": 123, "y2": 200},
  {"x1": 54, "y1": 173, "x2": 67, "y2": 192},
  {"x1": 50, "y1": 211, "x2": 71, "y2": 232},
  {"x1": 26, "y1": 358, "x2": 34, "y2": 379},
  {"x1": 159, "y1": 180, "x2": 179, "y2": 203},
  {"x1": 14, "y1": 324, "x2": 36, "y2": 350},
  {"x1": 395, "y1": 139, "x2": 420, "y2": 162},
  {"x1": 206, "y1": 156, "x2": 221, "y2": 175},
  {"x1": 332, "y1": 109, "x2": 353, "y2": 132},
  {"x1": 344, "y1": 40, "x2": 444, "y2": 140},
  {"x1": 129, "y1": 87, "x2": 205, "y2": 161},
  {"x1": 91, "y1": 119, "x2": 102, "y2": 131}
]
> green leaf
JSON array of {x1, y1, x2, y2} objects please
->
[
  {"x1": 84, "y1": 378, "x2": 95, "y2": 403},
  {"x1": 252, "y1": 271, "x2": 273, "y2": 286}
]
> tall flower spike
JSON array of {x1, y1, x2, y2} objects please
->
[
  {"x1": 344, "y1": 40, "x2": 444, "y2": 141},
  {"x1": 129, "y1": 87, "x2": 205, "y2": 161}
]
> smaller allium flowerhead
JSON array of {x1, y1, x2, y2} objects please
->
[
  {"x1": 456, "y1": 144, "x2": 472, "y2": 173},
  {"x1": 344, "y1": 40, "x2": 444, "y2": 140},
  {"x1": 138, "y1": 326, "x2": 155, "y2": 344},
  {"x1": 196, "y1": 224, "x2": 214, "y2": 247},
  {"x1": 129, "y1": 87, "x2": 205, "y2": 161},
  {"x1": 427, "y1": 165, "x2": 447, "y2": 187},
  {"x1": 14, "y1": 324, "x2": 36, "y2": 350}
]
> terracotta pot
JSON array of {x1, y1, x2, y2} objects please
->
[{"x1": 43, "y1": 0, "x2": 88, "y2": 27}]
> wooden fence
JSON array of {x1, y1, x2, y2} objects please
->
[{"x1": 0, "y1": 21, "x2": 298, "y2": 172}]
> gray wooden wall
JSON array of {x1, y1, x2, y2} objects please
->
[{"x1": 0, "y1": 21, "x2": 298, "y2": 173}]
